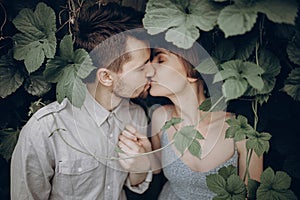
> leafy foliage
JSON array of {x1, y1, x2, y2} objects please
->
[
  {"x1": 287, "y1": 33, "x2": 300, "y2": 65},
  {"x1": 282, "y1": 68, "x2": 300, "y2": 101},
  {"x1": 0, "y1": 129, "x2": 20, "y2": 161},
  {"x1": 246, "y1": 131, "x2": 271, "y2": 157},
  {"x1": 225, "y1": 115, "x2": 254, "y2": 141},
  {"x1": 214, "y1": 60, "x2": 264, "y2": 100},
  {"x1": 161, "y1": 117, "x2": 183, "y2": 131},
  {"x1": 206, "y1": 165, "x2": 247, "y2": 199},
  {"x1": 0, "y1": 52, "x2": 24, "y2": 98},
  {"x1": 44, "y1": 35, "x2": 96, "y2": 107},
  {"x1": 143, "y1": 0, "x2": 220, "y2": 49},
  {"x1": 12, "y1": 2, "x2": 57, "y2": 73},
  {"x1": 173, "y1": 125, "x2": 204, "y2": 158},
  {"x1": 257, "y1": 167, "x2": 297, "y2": 200},
  {"x1": 245, "y1": 50, "x2": 281, "y2": 100}
]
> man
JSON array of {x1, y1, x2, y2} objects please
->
[{"x1": 11, "y1": 2, "x2": 154, "y2": 200}]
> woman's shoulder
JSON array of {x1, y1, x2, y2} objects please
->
[{"x1": 151, "y1": 104, "x2": 174, "y2": 135}]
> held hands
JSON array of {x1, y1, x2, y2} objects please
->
[{"x1": 118, "y1": 125, "x2": 152, "y2": 173}]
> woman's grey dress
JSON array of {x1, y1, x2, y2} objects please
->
[{"x1": 158, "y1": 132, "x2": 238, "y2": 200}]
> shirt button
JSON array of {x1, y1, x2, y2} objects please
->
[
  {"x1": 107, "y1": 185, "x2": 111, "y2": 190},
  {"x1": 78, "y1": 167, "x2": 83, "y2": 172},
  {"x1": 109, "y1": 133, "x2": 113, "y2": 138}
]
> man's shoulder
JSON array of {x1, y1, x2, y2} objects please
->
[{"x1": 33, "y1": 99, "x2": 69, "y2": 120}]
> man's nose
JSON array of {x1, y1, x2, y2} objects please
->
[{"x1": 145, "y1": 63, "x2": 155, "y2": 78}]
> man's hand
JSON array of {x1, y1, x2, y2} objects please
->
[{"x1": 118, "y1": 125, "x2": 152, "y2": 173}]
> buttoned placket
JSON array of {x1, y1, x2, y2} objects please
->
[{"x1": 102, "y1": 112, "x2": 119, "y2": 200}]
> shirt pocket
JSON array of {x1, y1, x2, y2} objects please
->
[
  {"x1": 58, "y1": 157, "x2": 99, "y2": 175},
  {"x1": 55, "y1": 157, "x2": 101, "y2": 197}
]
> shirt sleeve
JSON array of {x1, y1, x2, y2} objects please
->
[
  {"x1": 11, "y1": 116, "x2": 55, "y2": 200},
  {"x1": 124, "y1": 170, "x2": 153, "y2": 194},
  {"x1": 124, "y1": 105, "x2": 152, "y2": 193}
]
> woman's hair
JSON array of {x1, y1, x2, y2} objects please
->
[{"x1": 73, "y1": 2, "x2": 147, "y2": 83}]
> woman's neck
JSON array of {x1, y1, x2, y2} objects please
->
[{"x1": 168, "y1": 83, "x2": 206, "y2": 126}]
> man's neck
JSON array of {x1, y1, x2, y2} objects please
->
[{"x1": 86, "y1": 83, "x2": 122, "y2": 111}]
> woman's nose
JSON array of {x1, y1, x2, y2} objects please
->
[{"x1": 145, "y1": 63, "x2": 156, "y2": 78}]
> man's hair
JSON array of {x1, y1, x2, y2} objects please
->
[{"x1": 73, "y1": 2, "x2": 146, "y2": 83}]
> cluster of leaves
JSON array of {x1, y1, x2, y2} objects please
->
[
  {"x1": 144, "y1": 0, "x2": 298, "y2": 49},
  {"x1": 206, "y1": 165, "x2": 297, "y2": 200},
  {"x1": 161, "y1": 117, "x2": 204, "y2": 158},
  {"x1": 226, "y1": 115, "x2": 271, "y2": 157},
  {"x1": 144, "y1": 0, "x2": 299, "y2": 101},
  {"x1": 0, "y1": 2, "x2": 94, "y2": 107}
]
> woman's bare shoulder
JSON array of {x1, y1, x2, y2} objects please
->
[{"x1": 151, "y1": 105, "x2": 174, "y2": 135}]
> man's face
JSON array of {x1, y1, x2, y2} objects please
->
[{"x1": 113, "y1": 37, "x2": 154, "y2": 98}]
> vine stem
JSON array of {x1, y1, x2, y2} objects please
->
[
  {"x1": 51, "y1": 113, "x2": 175, "y2": 161},
  {"x1": 50, "y1": 95, "x2": 225, "y2": 162}
]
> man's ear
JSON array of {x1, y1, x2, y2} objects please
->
[
  {"x1": 96, "y1": 68, "x2": 114, "y2": 86},
  {"x1": 187, "y1": 77, "x2": 198, "y2": 83}
]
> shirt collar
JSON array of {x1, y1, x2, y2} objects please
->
[{"x1": 83, "y1": 89, "x2": 131, "y2": 127}]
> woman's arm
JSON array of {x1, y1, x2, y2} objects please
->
[{"x1": 236, "y1": 140, "x2": 263, "y2": 183}]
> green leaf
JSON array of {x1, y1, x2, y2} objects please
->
[
  {"x1": 222, "y1": 78, "x2": 248, "y2": 100},
  {"x1": 206, "y1": 174, "x2": 227, "y2": 195},
  {"x1": 0, "y1": 52, "x2": 24, "y2": 98},
  {"x1": 257, "y1": 167, "x2": 297, "y2": 200},
  {"x1": 59, "y1": 34, "x2": 74, "y2": 60},
  {"x1": 225, "y1": 115, "x2": 254, "y2": 141},
  {"x1": 45, "y1": 35, "x2": 95, "y2": 107},
  {"x1": 273, "y1": 171, "x2": 292, "y2": 190},
  {"x1": 24, "y1": 75, "x2": 51, "y2": 96},
  {"x1": 188, "y1": 140, "x2": 202, "y2": 158},
  {"x1": 282, "y1": 68, "x2": 300, "y2": 101},
  {"x1": 143, "y1": 0, "x2": 220, "y2": 49},
  {"x1": 215, "y1": 60, "x2": 264, "y2": 99},
  {"x1": 287, "y1": 33, "x2": 300, "y2": 65},
  {"x1": 241, "y1": 61, "x2": 264, "y2": 90},
  {"x1": 0, "y1": 128, "x2": 20, "y2": 161},
  {"x1": 161, "y1": 117, "x2": 183, "y2": 131},
  {"x1": 44, "y1": 57, "x2": 67, "y2": 83},
  {"x1": 213, "y1": 39, "x2": 236, "y2": 62},
  {"x1": 199, "y1": 98, "x2": 212, "y2": 111},
  {"x1": 165, "y1": 24, "x2": 199, "y2": 50},
  {"x1": 246, "y1": 131, "x2": 271, "y2": 157},
  {"x1": 196, "y1": 57, "x2": 219, "y2": 75},
  {"x1": 173, "y1": 125, "x2": 204, "y2": 156},
  {"x1": 173, "y1": 130, "x2": 191, "y2": 154},
  {"x1": 143, "y1": 0, "x2": 185, "y2": 35},
  {"x1": 246, "y1": 50, "x2": 281, "y2": 96},
  {"x1": 56, "y1": 66, "x2": 86, "y2": 107},
  {"x1": 218, "y1": 165, "x2": 238, "y2": 180},
  {"x1": 248, "y1": 179, "x2": 259, "y2": 200},
  {"x1": 255, "y1": 0, "x2": 298, "y2": 25},
  {"x1": 217, "y1": 5, "x2": 257, "y2": 37},
  {"x1": 12, "y1": 2, "x2": 56, "y2": 73},
  {"x1": 226, "y1": 174, "x2": 247, "y2": 198}
]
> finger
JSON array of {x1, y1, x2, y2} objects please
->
[
  {"x1": 125, "y1": 124, "x2": 136, "y2": 134},
  {"x1": 119, "y1": 135, "x2": 142, "y2": 150},
  {"x1": 118, "y1": 141, "x2": 135, "y2": 154},
  {"x1": 122, "y1": 130, "x2": 137, "y2": 141}
]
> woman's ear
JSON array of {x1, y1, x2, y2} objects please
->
[{"x1": 96, "y1": 68, "x2": 113, "y2": 86}]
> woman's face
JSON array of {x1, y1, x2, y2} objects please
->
[{"x1": 150, "y1": 48, "x2": 189, "y2": 97}]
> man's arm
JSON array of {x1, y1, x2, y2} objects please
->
[{"x1": 11, "y1": 117, "x2": 54, "y2": 200}]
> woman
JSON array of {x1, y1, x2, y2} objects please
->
[{"x1": 148, "y1": 40, "x2": 263, "y2": 199}]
